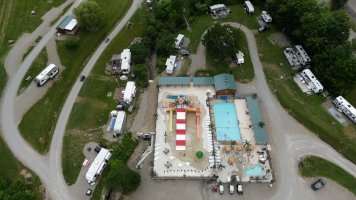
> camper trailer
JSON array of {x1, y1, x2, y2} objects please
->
[
  {"x1": 123, "y1": 81, "x2": 136, "y2": 104},
  {"x1": 175, "y1": 34, "x2": 184, "y2": 49},
  {"x1": 120, "y1": 49, "x2": 131, "y2": 75},
  {"x1": 85, "y1": 148, "x2": 112, "y2": 184},
  {"x1": 300, "y1": 69, "x2": 323, "y2": 93},
  {"x1": 113, "y1": 111, "x2": 126, "y2": 135},
  {"x1": 333, "y1": 96, "x2": 356, "y2": 123},
  {"x1": 34, "y1": 64, "x2": 59, "y2": 86},
  {"x1": 295, "y1": 45, "x2": 311, "y2": 68},
  {"x1": 165, "y1": 55, "x2": 177, "y2": 74},
  {"x1": 260, "y1": 11, "x2": 272, "y2": 23},
  {"x1": 244, "y1": 1, "x2": 254, "y2": 14}
]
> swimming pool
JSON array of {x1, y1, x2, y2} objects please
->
[
  {"x1": 213, "y1": 102, "x2": 241, "y2": 141},
  {"x1": 243, "y1": 164, "x2": 265, "y2": 177}
]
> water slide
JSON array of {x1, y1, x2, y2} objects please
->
[
  {"x1": 170, "y1": 107, "x2": 173, "y2": 132},
  {"x1": 166, "y1": 95, "x2": 179, "y2": 99},
  {"x1": 196, "y1": 108, "x2": 200, "y2": 140}
]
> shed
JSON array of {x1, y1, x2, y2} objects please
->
[
  {"x1": 57, "y1": 16, "x2": 79, "y2": 35},
  {"x1": 246, "y1": 96, "x2": 267, "y2": 144},
  {"x1": 213, "y1": 74, "x2": 237, "y2": 95}
]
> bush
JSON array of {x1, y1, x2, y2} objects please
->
[
  {"x1": 65, "y1": 38, "x2": 79, "y2": 49},
  {"x1": 111, "y1": 133, "x2": 139, "y2": 162},
  {"x1": 134, "y1": 64, "x2": 148, "y2": 88},
  {"x1": 131, "y1": 43, "x2": 149, "y2": 64},
  {"x1": 156, "y1": 57, "x2": 166, "y2": 73}
]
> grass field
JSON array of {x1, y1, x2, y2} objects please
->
[
  {"x1": 18, "y1": 49, "x2": 48, "y2": 92},
  {"x1": 62, "y1": 9, "x2": 145, "y2": 185},
  {"x1": 299, "y1": 156, "x2": 356, "y2": 195},
  {"x1": 182, "y1": 4, "x2": 260, "y2": 53},
  {"x1": 0, "y1": 0, "x2": 66, "y2": 95},
  {"x1": 255, "y1": 29, "x2": 356, "y2": 163},
  {"x1": 202, "y1": 27, "x2": 254, "y2": 83},
  {"x1": 18, "y1": 0, "x2": 133, "y2": 153}
]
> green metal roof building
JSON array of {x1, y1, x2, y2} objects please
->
[
  {"x1": 213, "y1": 74, "x2": 237, "y2": 95},
  {"x1": 246, "y1": 96, "x2": 268, "y2": 144},
  {"x1": 159, "y1": 77, "x2": 191, "y2": 86}
]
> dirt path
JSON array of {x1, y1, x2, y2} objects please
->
[{"x1": 188, "y1": 40, "x2": 206, "y2": 76}]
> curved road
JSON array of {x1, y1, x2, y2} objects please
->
[
  {"x1": 224, "y1": 22, "x2": 356, "y2": 199},
  {"x1": 0, "y1": 0, "x2": 142, "y2": 199}
]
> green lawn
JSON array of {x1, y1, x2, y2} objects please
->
[
  {"x1": 18, "y1": 0, "x2": 133, "y2": 153},
  {"x1": 202, "y1": 28, "x2": 254, "y2": 82},
  {"x1": 18, "y1": 49, "x2": 48, "y2": 92},
  {"x1": 299, "y1": 156, "x2": 356, "y2": 195},
  {"x1": 182, "y1": 4, "x2": 260, "y2": 53},
  {"x1": 0, "y1": 0, "x2": 66, "y2": 95},
  {"x1": 62, "y1": 8, "x2": 145, "y2": 185},
  {"x1": 255, "y1": 29, "x2": 356, "y2": 163}
]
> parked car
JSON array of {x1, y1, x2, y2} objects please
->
[
  {"x1": 105, "y1": 37, "x2": 110, "y2": 43},
  {"x1": 258, "y1": 25, "x2": 270, "y2": 32},
  {"x1": 179, "y1": 49, "x2": 190, "y2": 56},
  {"x1": 86, "y1": 189, "x2": 92, "y2": 196},
  {"x1": 80, "y1": 75, "x2": 86, "y2": 82},
  {"x1": 311, "y1": 179, "x2": 326, "y2": 191},
  {"x1": 94, "y1": 146, "x2": 101, "y2": 153},
  {"x1": 237, "y1": 183, "x2": 243, "y2": 195},
  {"x1": 229, "y1": 184, "x2": 234, "y2": 194},
  {"x1": 218, "y1": 184, "x2": 224, "y2": 194}
]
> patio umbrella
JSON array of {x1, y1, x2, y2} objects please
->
[
  {"x1": 247, "y1": 144, "x2": 255, "y2": 151},
  {"x1": 236, "y1": 144, "x2": 244, "y2": 151},
  {"x1": 228, "y1": 156, "x2": 236, "y2": 165},
  {"x1": 196, "y1": 151, "x2": 204, "y2": 159},
  {"x1": 225, "y1": 145, "x2": 232, "y2": 152}
]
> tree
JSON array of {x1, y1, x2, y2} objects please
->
[
  {"x1": 155, "y1": 34, "x2": 175, "y2": 57},
  {"x1": 130, "y1": 43, "x2": 150, "y2": 64},
  {"x1": 134, "y1": 64, "x2": 149, "y2": 88},
  {"x1": 202, "y1": 24, "x2": 239, "y2": 60},
  {"x1": 74, "y1": 1, "x2": 105, "y2": 32},
  {"x1": 105, "y1": 160, "x2": 141, "y2": 194},
  {"x1": 331, "y1": 0, "x2": 348, "y2": 10}
]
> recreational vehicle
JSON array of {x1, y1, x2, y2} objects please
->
[
  {"x1": 34, "y1": 64, "x2": 59, "y2": 86},
  {"x1": 123, "y1": 81, "x2": 136, "y2": 104},
  {"x1": 175, "y1": 34, "x2": 184, "y2": 49},
  {"x1": 165, "y1": 55, "x2": 177, "y2": 74},
  {"x1": 295, "y1": 45, "x2": 311, "y2": 68},
  {"x1": 244, "y1": 1, "x2": 254, "y2": 14},
  {"x1": 113, "y1": 111, "x2": 126, "y2": 135},
  {"x1": 300, "y1": 69, "x2": 323, "y2": 93},
  {"x1": 85, "y1": 148, "x2": 112, "y2": 184},
  {"x1": 333, "y1": 96, "x2": 356, "y2": 123},
  {"x1": 120, "y1": 49, "x2": 131, "y2": 75},
  {"x1": 260, "y1": 11, "x2": 272, "y2": 23}
]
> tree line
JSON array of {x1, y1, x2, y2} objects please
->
[
  {"x1": 266, "y1": 0, "x2": 356, "y2": 96},
  {"x1": 0, "y1": 177, "x2": 36, "y2": 200}
]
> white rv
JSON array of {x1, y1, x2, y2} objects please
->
[
  {"x1": 165, "y1": 55, "x2": 177, "y2": 74},
  {"x1": 300, "y1": 69, "x2": 323, "y2": 93},
  {"x1": 295, "y1": 45, "x2": 311, "y2": 67},
  {"x1": 260, "y1": 11, "x2": 272, "y2": 23},
  {"x1": 175, "y1": 34, "x2": 184, "y2": 49},
  {"x1": 244, "y1": 1, "x2": 254, "y2": 14},
  {"x1": 121, "y1": 49, "x2": 131, "y2": 75},
  {"x1": 34, "y1": 64, "x2": 59, "y2": 86},
  {"x1": 113, "y1": 111, "x2": 126, "y2": 135},
  {"x1": 123, "y1": 81, "x2": 136, "y2": 104},
  {"x1": 333, "y1": 96, "x2": 356, "y2": 123},
  {"x1": 85, "y1": 148, "x2": 112, "y2": 184},
  {"x1": 210, "y1": 4, "x2": 227, "y2": 13}
]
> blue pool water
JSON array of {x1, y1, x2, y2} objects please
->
[
  {"x1": 213, "y1": 102, "x2": 241, "y2": 141},
  {"x1": 244, "y1": 164, "x2": 265, "y2": 177}
]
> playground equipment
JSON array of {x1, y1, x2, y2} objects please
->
[{"x1": 169, "y1": 107, "x2": 173, "y2": 132}]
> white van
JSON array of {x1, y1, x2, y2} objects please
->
[{"x1": 244, "y1": 1, "x2": 254, "y2": 14}]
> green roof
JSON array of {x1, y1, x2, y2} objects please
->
[
  {"x1": 57, "y1": 16, "x2": 74, "y2": 30},
  {"x1": 192, "y1": 77, "x2": 214, "y2": 85},
  {"x1": 246, "y1": 96, "x2": 268, "y2": 144},
  {"x1": 213, "y1": 74, "x2": 237, "y2": 91},
  {"x1": 159, "y1": 77, "x2": 191, "y2": 86}
]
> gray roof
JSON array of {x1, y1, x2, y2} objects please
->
[
  {"x1": 57, "y1": 16, "x2": 74, "y2": 30},
  {"x1": 159, "y1": 77, "x2": 191, "y2": 86},
  {"x1": 192, "y1": 77, "x2": 214, "y2": 86},
  {"x1": 213, "y1": 74, "x2": 237, "y2": 91},
  {"x1": 246, "y1": 96, "x2": 268, "y2": 144}
]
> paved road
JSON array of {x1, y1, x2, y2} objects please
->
[
  {"x1": 224, "y1": 22, "x2": 356, "y2": 200},
  {"x1": 0, "y1": 0, "x2": 142, "y2": 199}
]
